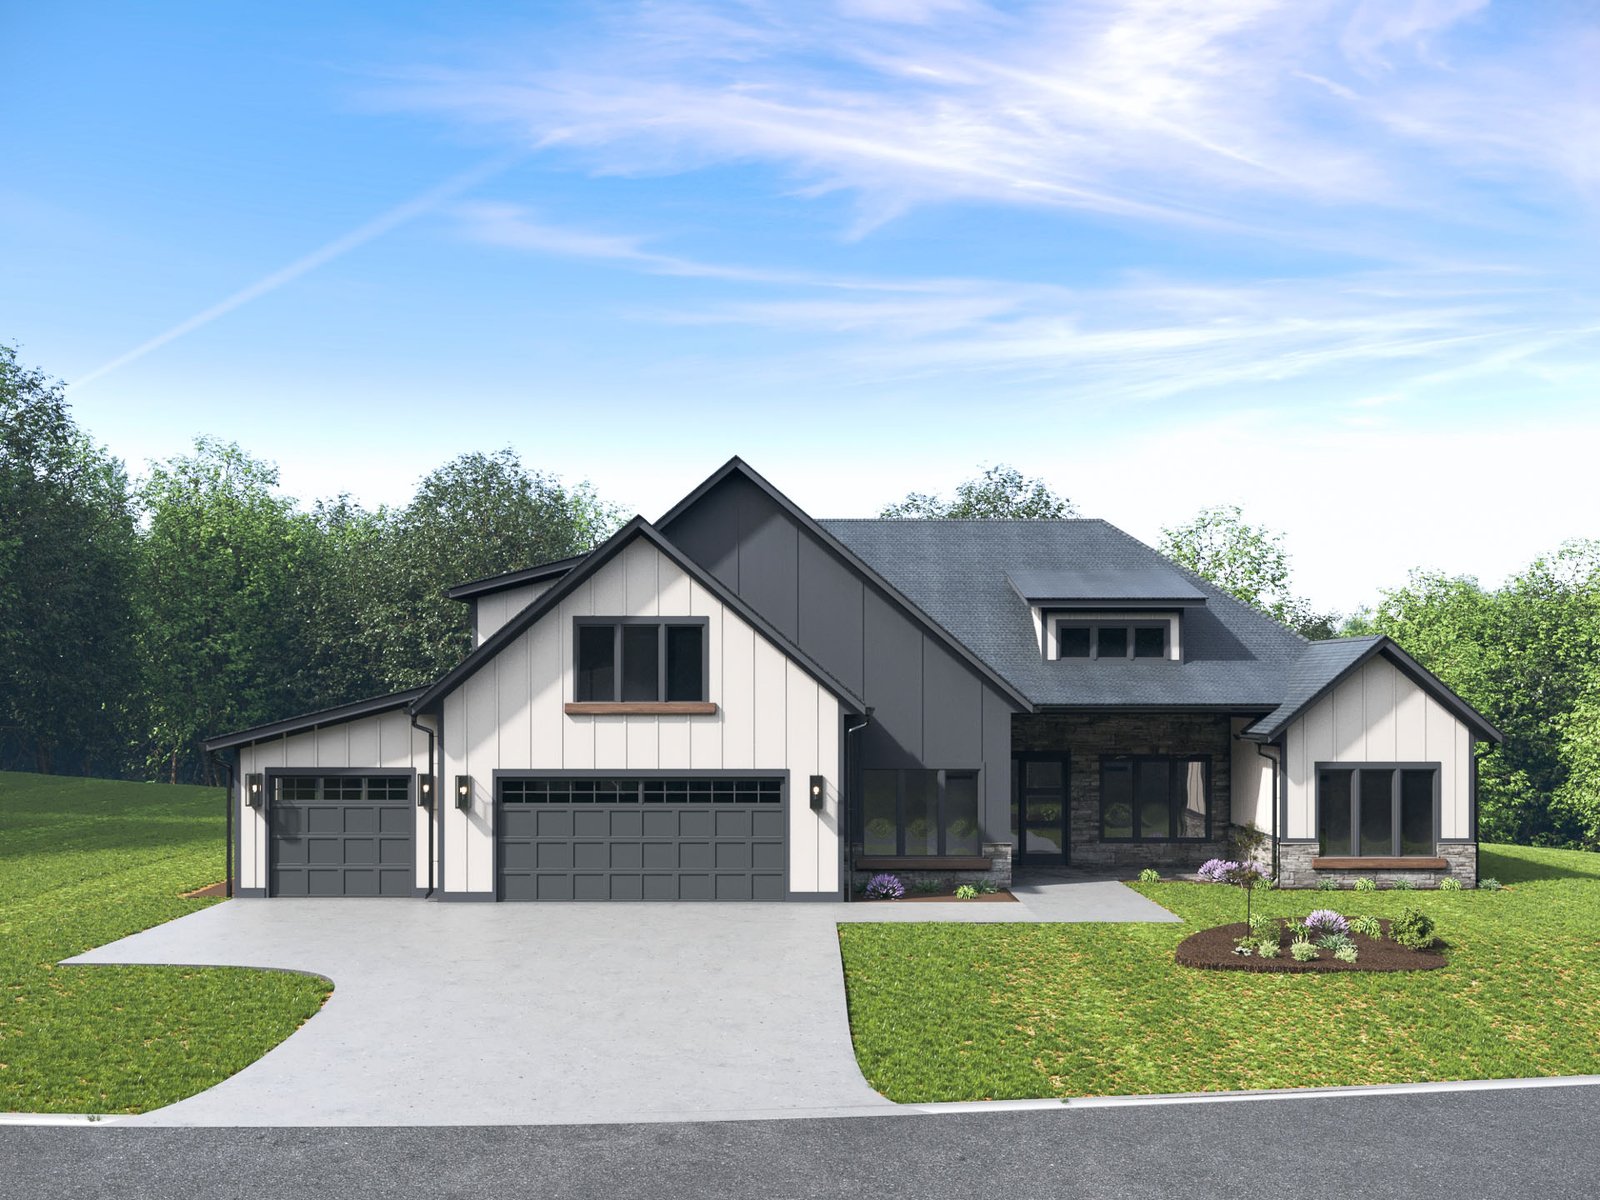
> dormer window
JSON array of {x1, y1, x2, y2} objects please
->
[{"x1": 1053, "y1": 619, "x2": 1171, "y2": 661}]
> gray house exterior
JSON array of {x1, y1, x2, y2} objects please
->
[{"x1": 207, "y1": 457, "x2": 1501, "y2": 899}]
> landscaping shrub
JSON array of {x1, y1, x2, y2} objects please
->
[
  {"x1": 975, "y1": 879, "x2": 998, "y2": 895},
  {"x1": 1291, "y1": 942, "x2": 1319, "y2": 962},
  {"x1": 1257, "y1": 875, "x2": 1277, "y2": 891},
  {"x1": 1439, "y1": 877, "x2": 1463, "y2": 892},
  {"x1": 1348, "y1": 915, "x2": 1383, "y2": 939},
  {"x1": 1389, "y1": 908, "x2": 1437, "y2": 950},
  {"x1": 1255, "y1": 940, "x2": 1281, "y2": 959},
  {"x1": 1305, "y1": 909, "x2": 1349, "y2": 937},
  {"x1": 1354, "y1": 877, "x2": 1378, "y2": 892},
  {"x1": 1249, "y1": 913, "x2": 1279, "y2": 941},
  {"x1": 912, "y1": 877, "x2": 945, "y2": 894},
  {"x1": 1288, "y1": 921, "x2": 1313, "y2": 944},
  {"x1": 1138, "y1": 868, "x2": 1161, "y2": 884},
  {"x1": 1333, "y1": 944, "x2": 1360, "y2": 964},
  {"x1": 1390, "y1": 878, "x2": 1416, "y2": 891},
  {"x1": 1197, "y1": 859, "x2": 1238, "y2": 883},
  {"x1": 1316, "y1": 933, "x2": 1355, "y2": 953},
  {"x1": 865, "y1": 873, "x2": 905, "y2": 900},
  {"x1": 1480, "y1": 877, "x2": 1503, "y2": 891},
  {"x1": 1317, "y1": 877, "x2": 1341, "y2": 891},
  {"x1": 953, "y1": 884, "x2": 978, "y2": 900}
]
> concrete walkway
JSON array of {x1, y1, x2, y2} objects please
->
[{"x1": 62, "y1": 876, "x2": 1175, "y2": 1126}]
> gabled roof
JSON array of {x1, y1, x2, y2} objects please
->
[
  {"x1": 410, "y1": 516, "x2": 866, "y2": 715},
  {"x1": 203, "y1": 688, "x2": 427, "y2": 752},
  {"x1": 446, "y1": 553, "x2": 584, "y2": 601},
  {"x1": 1243, "y1": 635, "x2": 1502, "y2": 743},
  {"x1": 1007, "y1": 566, "x2": 1206, "y2": 607},
  {"x1": 820, "y1": 517, "x2": 1308, "y2": 709},
  {"x1": 659, "y1": 456, "x2": 1035, "y2": 711}
]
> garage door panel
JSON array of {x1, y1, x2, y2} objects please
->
[
  {"x1": 269, "y1": 775, "x2": 414, "y2": 898},
  {"x1": 497, "y1": 775, "x2": 788, "y2": 901}
]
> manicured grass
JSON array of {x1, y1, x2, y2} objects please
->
[
  {"x1": 0, "y1": 771, "x2": 330, "y2": 1114},
  {"x1": 838, "y1": 845, "x2": 1600, "y2": 1102}
]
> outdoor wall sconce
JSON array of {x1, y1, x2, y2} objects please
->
[
  {"x1": 246, "y1": 773, "x2": 264, "y2": 808},
  {"x1": 455, "y1": 775, "x2": 472, "y2": 811},
  {"x1": 417, "y1": 776, "x2": 433, "y2": 808},
  {"x1": 809, "y1": 775, "x2": 825, "y2": 810}
]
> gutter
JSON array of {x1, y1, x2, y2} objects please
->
[
  {"x1": 843, "y1": 708, "x2": 874, "y2": 903},
  {"x1": 216, "y1": 750, "x2": 235, "y2": 899},
  {"x1": 410, "y1": 712, "x2": 437, "y2": 897}
]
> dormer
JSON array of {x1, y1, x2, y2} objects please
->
[{"x1": 1007, "y1": 567, "x2": 1208, "y2": 663}]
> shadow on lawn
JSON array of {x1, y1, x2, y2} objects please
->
[{"x1": 1481, "y1": 845, "x2": 1600, "y2": 885}]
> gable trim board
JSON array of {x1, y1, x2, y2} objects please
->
[
  {"x1": 446, "y1": 554, "x2": 586, "y2": 600},
  {"x1": 202, "y1": 688, "x2": 426, "y2": 753}
]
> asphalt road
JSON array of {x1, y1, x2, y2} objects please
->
[{"x1": 4, "y1": 1084, "x2": 1597, "y2": 1200}]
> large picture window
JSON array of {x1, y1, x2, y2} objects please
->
[
  {"x1": 1099, "y1": 756, "x2": 1210, "y2": 842},
  {"x1": 859, "y1": 769, "x2": 982, "y2": 857},
  {"x1": 1318, "y1": 765, "x2": 1438, "y2": 857},
  {"x1": 573, "y1": 619, "x2": 707, "y2": 702}
]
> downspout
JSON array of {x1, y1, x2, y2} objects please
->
[
  {"x1": 411, "y1": 712, "x2": 437, "y2": 897},
  {"x1": 843, "y1": 708, "x2": 874, "y2": 903},
  {"x1": 217, "y1": 750, "x2": 235, "y2": 899},
  {"x1": 1254, "y1": 741, "x2": 1281, "y2": 882}
]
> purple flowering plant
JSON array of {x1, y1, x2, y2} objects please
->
[
  {"x1": 1305, "y1": 909, "x2": 1349, "y2": 936},
  {"x1": 864, "y1": 873, "x2": 905, "y2": 900},
  {"x1": 1197, "y1": 858, "x2": 1238, "y2": 883}
]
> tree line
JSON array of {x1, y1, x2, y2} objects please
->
[{"x1": 4, "y1": 346, "x2": 1598, "y2": 848}]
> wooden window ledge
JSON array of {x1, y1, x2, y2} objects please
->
[
  {"x1": 564, "y1": 702, "x2": 718, "y2": 716},
  {"x1": 854, "y1": 856, "x2": 994, "y2": 871},
  {"x1": 1311, "y1": 856, "x2": 1448, "y2": 870}
]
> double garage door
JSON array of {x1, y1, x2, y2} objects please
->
[
  {"x1": 269, "y1": 774, "x2": 415, "y2": 897},
  {"x1": 496, "y1": 775, "x2": 788, "y2": 901}
]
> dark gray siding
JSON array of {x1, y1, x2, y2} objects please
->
[{"x1": 662, "y1": 473, "x2": 1020, "y2": 846}]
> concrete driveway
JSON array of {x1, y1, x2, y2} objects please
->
[{"x1": 64, "y1": 879, "x2": 1176, "y2": 1126}]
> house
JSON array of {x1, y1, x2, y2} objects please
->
[{"x1": 205, "y1": 457, "x2": 1501, "y2": 899}]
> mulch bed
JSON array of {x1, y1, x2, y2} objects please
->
[
  {"x1": 1175, "y1": 920, "x2": 1447, "y2": 973},
  {"x1": 865, "y1": 890, "x2": 1018, "y2": 904},
  {"x1": 181, "y1": 880, "x2": 230, "y2": 899}
]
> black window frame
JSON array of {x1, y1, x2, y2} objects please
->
[
  {"x1": 1054, "y1": 619, "x2": 1169, "y2": 660},
  {"x1": 1098, "y1": 755, "x2": 1212, "y2": 842},
  {"x1": 572, "y1": 617, "x2": 710, "y2": 702},
  {"x1": 1316, "y1": 762, "x2": 1440, "y2": 857},
  {"x1": 855, "y1": 767, "x2": 983, "y2": 857}
]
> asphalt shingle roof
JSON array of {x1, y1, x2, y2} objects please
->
[
  {"x1": 818, "y1": 517, "x2": 1310, "y2": 709},
  {"x1": 1007, "y1": 566, "x2": 1206, "y2": 604}
]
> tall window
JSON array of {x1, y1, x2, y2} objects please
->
[
  {"x1": 573, "y1": 620, "x2": 707, "y2": 702},
  {"x1": 1100, "y1": 756, "x2": 1210, "y2": 841},
  {"x1": 1318, "y1": 765, "x2": 1437, "y2": 857},
  {"x1": 859, "y1": 769, "x2": 981, "y2": 857}
]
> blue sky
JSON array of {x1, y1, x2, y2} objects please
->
[{"x1": 4, "y1": 0, "x2": 1597, "y2": 613}]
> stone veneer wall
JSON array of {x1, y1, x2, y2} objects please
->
[
  {"x1": 851, "y1": 841, "x2": 1013, "y2": 894},
  {"x1": 1275, "y1": 841, "x2": 1478, "y2": 889},
  {"x1": 1012, "y1": 712, "x2": 1236, "y2": 871}
]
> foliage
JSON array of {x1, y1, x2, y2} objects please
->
[
  {"x1": 1158, "y1": 505, "x2": 1337, "y2": 638},
  {"x1": 1255, "y1": 940, "x2": 1280, "y2": 959},
  {"x1": 1480, "y1": 877, "x2": 1502, "y2": 891},
  {"x1": 1290, "y1": 941, "x2": 1320, "y2": 963},
  {"x1": 1227, "y1": 823, "x2": 1269, "y2": 862},
  {"x1": 1138, "y1": 868, "x2": 1161, "y2": 884},
  {"x1": 913, "y1": 877, "x2": 946, "y2": 894},
  {"x1": 1287, "y1": 920, "x2": 1313, "y2": 944},
  {"x1": 1348, "y1": 915, "x2": 1383, "y2": 939},
  {"x1": 1438, "y1": 877, "x2": 1463, "y2": 892},
  {"x1": 975, "y1": 878, "x2": 999, "y2": 895},
  {"x1": 880, "y1": 464, "x2": 1074, "y2": 520},
  {"x1": 0, "y1": 346, "x2": 140, "y2": 776},
  {"x1": 1316, "y1": 933, "x2": 1355, "y2": 953},
  {"x1": 1333, "y1": 944, "x2": 1360, "y2": 964},
  {"x1": 0, "y1": 772, "x2": 329, "y2": 1112},
  {"x1": 1354, "y1": 877, "x2": 1378, "y2": 892},
  {"x1": 1317, "y1": 877, "x2": 1341, "y2": 891},
  {"x1": 1305, "y1": 910, "x2": 1349, "y2": 936},
  {"x1": 1388, "y1": 908, "x2": 1437, "y2": 950},
  {"x1": 1248, "y1": 913, "x2": 1279, "y2": 941},
  {"x1": 954, "y1": 883, "x2": 979, "y2": 899},
  {"x1": 865, "y1": 873, "x2": 905, "y2": 900},
  {"x1": 1390, "y1": 878, "x2": 1416, "y2": 891},
  {"x1": 1257, "y1": 874, "x2": 1277, "y2": 891},
  {"x1": 1197, "y1": 858, "x2": 1237, "y2": 883}
]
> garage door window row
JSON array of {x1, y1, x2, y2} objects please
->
[
  {"x1": 279, "y1": 775, "x2": 410, "y2": 804},
  {"x1": 501, "y1": 777, "x2": 782, "y2": 805}
]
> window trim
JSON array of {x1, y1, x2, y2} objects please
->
[
  {"x1": 1098, "y1": 755, "x2": 1212, "y2": 843},
  {"x1": 856, "y1": 767, "x2": 983, "y2": 858},
  {"x1": 1315, "y1": 761, "x2": 1441, "y2": 858},
  {"x1": 572, "y1": 617, "x2": 710, "y2": 703},
  {"x1": 1052, "y1": 617, "x2": 1173, "y2": 661}
]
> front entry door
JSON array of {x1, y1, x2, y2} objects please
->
[{"x1": 1012, "y1": 753, "x2": 1070, "y2": 865}]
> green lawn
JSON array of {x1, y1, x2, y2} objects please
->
[
  {"x1": 839, "y1": 845, "x2": 1600, "y2": 1102},
  {"x1": 0, "y1": 771, "x2": 330, "y2": 1114}
]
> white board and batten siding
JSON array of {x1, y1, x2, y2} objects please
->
[
  {"x1": 473, "y1": 581, "x2": 555, "y2": 646},
  {"x1": 1282, "y1": 654, "x2": 1474, "y2": 841},
  {"x1": 440, "y1": 536, "x2": 844, "y2": 896},
  {"x1": 1230, "y1": 717, "x2": 1275, "y2": 834},
  {"x1": 235, "y1": 710, "x2": 437, "y2": 892}
]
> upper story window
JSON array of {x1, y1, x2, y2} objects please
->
[
  {"x1": 574, "y1": 619, "x2": 707, "y2": 702},
  {"x1": 1055, "y1": 619, "x2": 1169, "y2": 660}
]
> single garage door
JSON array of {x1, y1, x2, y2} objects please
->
[
  {"x1": 270, "y1": 774, "x2": 415, "y2": 897},
  {"x1": 497, "y1": 775, "x2": 787, "y2": 901}
]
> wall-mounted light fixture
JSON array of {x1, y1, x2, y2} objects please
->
[
  {"x1": 246, "y1": 773, "x2": 264, "y2": 808},
  {"x1": 455, "y1": 775, "x2": 472, "y2": 811},
  {"x1": 418, "y1": 776, "x2": 434, "y2": 808},
  {"x1": 808, "y1": 775, "x2": 825, "y2": 811}
]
